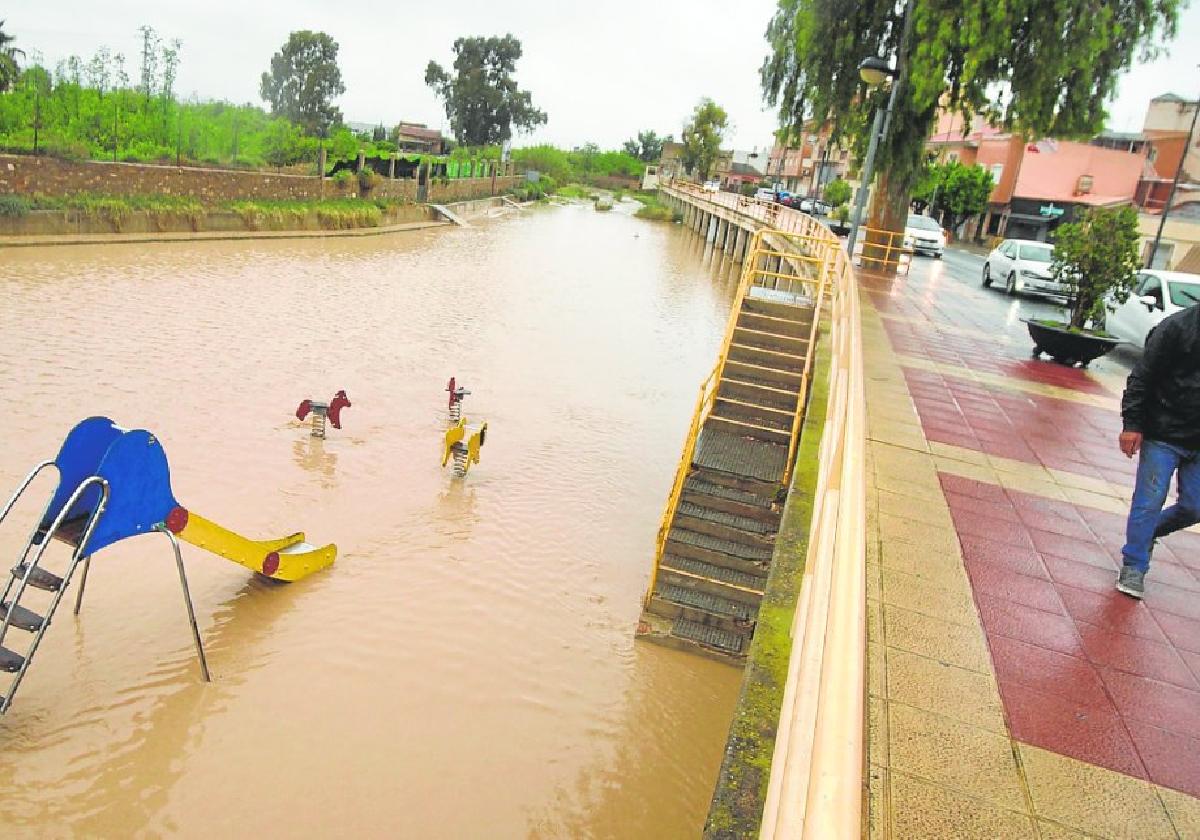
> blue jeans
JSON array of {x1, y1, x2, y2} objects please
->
[{"x1": 1121, "y1": 440, "x2": 1200, "y2": 573}]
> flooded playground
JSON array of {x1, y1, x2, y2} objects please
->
[{"x1": 0, "y1": 202, "x2": 745, "y2": 837}]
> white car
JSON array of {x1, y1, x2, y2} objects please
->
[
  {"x1": 703, "y1": 180, "x2": 720, "y2": 193},
  {"x1": 982, "y1": 238, "x2": 1068, "y2": 297},
  {"x1": 754, "y1": 187, "x2": 775, "y2": 202},
  {"x1": 1104, "y1": 269, "x2": 1200, "y2": 348},
  {"x1": 904, "y1": 214, "x2": 946, "y2": 257}
]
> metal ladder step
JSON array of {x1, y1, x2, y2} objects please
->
[
  {"x1": 0, "y1": 602, "x2": 45, "y2": 632},
  {"x1": 0, "y1": 646, "x2": 25, "y2": 673},
  {"x1": 11, "y1": 564, "x2": 63, "y2": 593},
  {"x1": 676, "y1": 500, "x2": 774, "y2": 534},
  {"x1": 659, "y1": 584, "x2": 757, "y2": 622},
  {"x1": 683, "y1": 476, "x2": 776, "y2": 510},
  {"x1": 669, "y1": 527, "x2": 774, "y2": 561},
  {"x1": 671, "y1": 617, "x2": 745, "y2": 655},
  {"x1": 661, "y1": 555, "x2": 766, "y2": 592}
]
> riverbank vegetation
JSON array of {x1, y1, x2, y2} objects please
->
[
  {"x1": 0, "y1": 190, "x2": 416, "y2": 230},
  {"x1": 632, "y1": 190, "x2": 679, "y2": 222}
]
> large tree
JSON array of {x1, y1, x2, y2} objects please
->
[
  {"x1": 425, "y1": 35, "x2": 547, "y2": 146},
  {"x1": 762, "y1": 0, "x2": 1181, "y2": 262},
  {"x1": 682, "y1": 99, "x2": 729, "y2": 180},
  {"x1": 260, "y1": 30, "x2": 345, "y2": 135},
  {"x1": 0, "y1": 20, "x2": 24, "y2": 92},
  {"x1": 912, "y1": 159, "x2": 993, "y2": 232},
  {"x1": 623, "y1": 129, "x2": 669, "y2": 162}
]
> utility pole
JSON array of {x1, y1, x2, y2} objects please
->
[{"x1": 1146, "y1": 73, "x2": 1200, "y2": 268}]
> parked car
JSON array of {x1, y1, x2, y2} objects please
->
[
  {"x1": 754, "y1": 187, "x2": 775, "y2": 202},
  {"x1": 798, "y1": 197, "x2": 831, "y2": 215},
  {"x1": 702, "y1": 179, "x2": 720, "y2": 193},
  {"x1": 1104, "y1": 269, "x2": 1200, "y2": 348},
  {"x1": 904, "y1": 214, "x2": 946, "y2": 257},
  {"x1": 982, "y1": 238, "x2": 1067, "y2": 296},
  {"x1": 773, "y1": 190, "x2": 793, "y2": 206}
]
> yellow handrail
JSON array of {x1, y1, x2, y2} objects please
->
[{"x1": 645, "y1": 363, "x2": 718, "y2": 607}]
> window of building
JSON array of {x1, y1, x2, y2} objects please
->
[
  {"x1": 947, "y1": 152, "x2": 959, "y2": 162},
  {"x1": 991, "y1": 163, "x2": 1004, "y2": 182}
]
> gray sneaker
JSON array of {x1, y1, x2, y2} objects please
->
[{"x1": 1116, "y1": 566, "x2": 1145, "y2": 599}]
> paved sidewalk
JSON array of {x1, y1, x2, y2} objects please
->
[{"x1": 861, "y1": 263, "x2": 1200, "y2": 838}]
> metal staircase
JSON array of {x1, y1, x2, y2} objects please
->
[
  {"x1": 638, "y1": 229, "x2": 830, "y2": 663},
  {"x1": 0, "y1": 465, "x2": 108, "y2": 713}
]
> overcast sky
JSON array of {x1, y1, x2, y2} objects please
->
[{"x1": 9, "y1": 0, "x2": 1200, "y2": 150}]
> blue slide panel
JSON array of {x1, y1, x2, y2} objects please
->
[
  {"x1": 83, "y1": 430, "x2": 179, "y2": 555},
  {"x1": 40, "y1": 416, "x2": 122, "y2": 536}
]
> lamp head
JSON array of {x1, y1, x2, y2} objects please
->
[{"x1": 859, "y1": 56, "x2": 895, "y2": 86}]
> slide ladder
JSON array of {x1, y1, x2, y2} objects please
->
[
  {"x1": 0, "y1": 467, "x2": 109, "y2": 714},
  {"x1": 0, "y1": 416, "x2": 336, "y2": 713}
]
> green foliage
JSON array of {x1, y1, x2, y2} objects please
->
[
  {"x1": 822, "y1": 176, "x2": 851, "y2": 207},
  {"x1": 554, "y1": 183, "x2": 590, "y2": 199},
  {"x1": 0, "y1": 20, "x2": 22, "y2": 93},
  {"x1": 0, "y1": 193, "x2": 30, "y2": 216},
  {"x1": 357, "y1": 167, "x2": 380, "y2": 192},
  {"x1": 259, "y1": 31, "x2": 345, "y2": 135},
  {"x1": 1050, "y1": 206, "x2": 1141, "y2": 330},
  {"x1": 681, "y1": 98, "x2": 728, "y2": 180},
  {"x1": 331, "y1": 169, "x2": 354, "y2": 188},
  {"x1": 425, "y1": 35, "x2": 546, "y2": 146},
  {"x1": 623, "y1": 129, "x2": 669, "y2": 162},
  {"x1": 762, "y1": 0, "x2": 1182, "y2": 231},
  {"x1": 510, "y1": 144, "x2": 642, "y2": 183},
  {"x1": 633, "y1": 192, "x2": 674, "y2": 221},
  {"x1": 912, "y1": 160, "x2": 993, "y2": 230}
]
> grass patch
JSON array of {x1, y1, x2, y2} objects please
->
[
  {"x1": 554, "y1": 183, "x2": 591, "y2": 199},
  {"x1": 632, "y1": 190, "x2": 681, "y2": 222}
]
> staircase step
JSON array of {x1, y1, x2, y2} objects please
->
[
  {"x1": 732, "y1": 325, "x2": 810, "y2": 356},
  {"x1": 658, "y1": 583, "x2": 758, "y2": 622},
  {"x1": 0, "y1": 646, "x2": 24, "y2": 673},
  {"x1": 704, "y1": 414, "x2": 791, "y2": 445},
  {"x1": 718, "y1": 376, "x2": 799, "y2": 411},
  {"x1": 682, "y1": 477, "x2": 781, "y2": 523},
  {"x1": 12, "y1": 564, "x2": 63, "y2": 593},
  {"x1": 676, "y1": 500, "x2": 774, "y2": 534},
  {"x1": 737, "y1": 310, "x2": 809, "y2": 339},
  {"x1": 728, "y1": 342, "x2": 806, "y2": 372},
  {"x1": 662, "y1": 554, "x2": 766, "y2": 591},
  {"x1": 723, "y1": 358, "x2": 803, "y2": 389},
  {"x1": 742, "y1": 296, "x2": 817, "y2": 324},
  {"x1": 694, "y1": 429, "x2": 788, "y2": 484},
  {"x1": 671, "y1": 617, "x2": 745, "y2": 655},
  {"x1": 668, "y1": 527, "x2": 773, "y2": 562},
  {"x1": 713, "y1": 398, "x2": 794, "y2": 431},
  {"x1": 0, "y1": 602, "x2": 45, "y2": 633}
]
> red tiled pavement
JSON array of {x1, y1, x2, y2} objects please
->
[
  {"x1": 874, "y1": 305, "x2": 1113, "y2": 395},
  {"x1": 904, "y1": 368, "x2": 1135, "y2": 481},
  {"x1": 941, "y1": 473, "x2": 1200, "y2": 798}
]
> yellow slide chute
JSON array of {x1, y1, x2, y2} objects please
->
[{"x1": 164, "y1": 507, "x2": 335, "y2": 582}]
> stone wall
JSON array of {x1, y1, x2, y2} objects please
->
[{"x1": 0, "y1": 154, "x2": 518, "y2": 205}]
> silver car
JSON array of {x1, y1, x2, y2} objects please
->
[
  {"x1": 982, "y1": 239, "x2": 1069, "y2": 297},
  {"x1": 1104, "y1": 269, "x2": 1200, "y2": 348}
]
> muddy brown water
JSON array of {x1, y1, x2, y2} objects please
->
[{"x1": 0, "y1": 201, "x2": 744, "y2": 838}]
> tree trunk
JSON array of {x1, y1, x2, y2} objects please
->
[{"x1": 863, "y1": 170, "x2": 909, "y2": 275}]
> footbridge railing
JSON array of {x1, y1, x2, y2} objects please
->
[{"x1": 664, "y1": 181, "x2": 869, "y2": 837}]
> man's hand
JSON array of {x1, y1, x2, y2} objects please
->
[{"x1": 1119, "y1": 431, "x2": 1143, "y2": 458}]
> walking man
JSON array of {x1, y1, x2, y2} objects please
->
[{"x1": 1117, "y1": 301, "x2": 1200, "y2": 598}]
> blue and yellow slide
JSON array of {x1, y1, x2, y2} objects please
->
[{"x1": 37, "y1": 417, "x2": 334, "y2": 581}]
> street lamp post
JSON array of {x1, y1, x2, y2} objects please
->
[
  {"x1": 846, "y1": 57, "x2": 898, "y2": 255},
  {"x1": 1146, "y1": 73, "x2": 1199, "y2": 268}
]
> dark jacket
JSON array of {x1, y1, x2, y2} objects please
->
[{"x1": 1121, "y1": 304, "x2": 1200, "y2": 449}]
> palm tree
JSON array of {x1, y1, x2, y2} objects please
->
[{"x1": 0, "y1": 20, "x2": 25, "y2": 93}]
